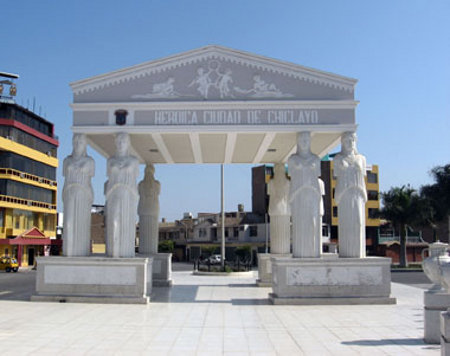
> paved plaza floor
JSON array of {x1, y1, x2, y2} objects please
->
[{"x1": 0, "y1": 268, "x2": 441, "y2": 355}]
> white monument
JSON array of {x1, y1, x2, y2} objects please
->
[
  {"x1": 334, "y1": 131, "x2": 367, "y2": 258},
  {"x1": 138, "y1": 164, "x2": 172, "y2": 286},
  {"x1": 138, "y1": 164, "x2": 160, "y2": 254},
  {"x1": 288, "y1": 131, "x2": 323, "y2": 258},
  {"x1": 105, "y1": 132, "x2": 140, "y2": 258},
  {"x1": 420, "y1": 242, "x2": 450, "y2": 344},
  {"x1": 32, "y1": 45, "x2": 396, "y2": 305},
  {"x1": 269, "y1": 163, "x2": 291, "y2": 254},
  {"x1": 270, "y1": 130, "x2": 394, "y2": 305},
  {"x1": 257, "y1": 162, "x2": 291, "y2": 286},
  {"x1": 62, "y1": 133, "x2": 94, "y2": 257},
  {"x1": 34, "y1": 133, "x2": 151, "y2": 304}
]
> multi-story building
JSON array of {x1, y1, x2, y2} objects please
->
[
  {"x1": 159, "y1": 207, "x2": 268, "y2": 263},
  {"x1": 0, "y1": 78, "x2": 59, "y2": 266}
]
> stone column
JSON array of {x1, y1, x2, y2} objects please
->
[
  {"x1": 62, "y1": 134, "x2": 95, "y2": 257},
  {"x1": 268, "y1": 163, "x2": 291, "y2": 254},
  {"x1": 138, "y1": 164, "x2": 161, "y2": 254},
  {"x1": 288, "y1": 132, "x2": 323, "y2": 258},
  {"x1": 334, "y1": 131, "x2": 367, "y2": 258},
  {"x1": 105, "y1": 133, "x2": 139, "y2": 258}
]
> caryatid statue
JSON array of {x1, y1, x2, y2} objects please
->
[
  {"x1": 105, "y1": 133, "x2": 140, "y2": 258},
  {"x1": 62, "y1": 134, "x2": 95, "y2": 257},
  {"x1": 334, "y1": 131, "x2": 367, "y2": 258},
  {"x1": 138, "y1": 164, "x2": 161, "y2": 254},
  {"x1": 268, "y1": 163, "x2": 290, "y2": 254},
  {"x1": 288, "y1": 131, "x2": 324, "y2": 258}
]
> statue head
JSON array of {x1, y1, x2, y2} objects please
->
[
  {"x1": 145, "y1": 163, "x2": 155, "y2": 178},
  {"x1": 115, "y1": 132, "x2": 130, "y2": 156},
  {"x1": 341, "y1": 131, "x2": 357, "y2": 154},
  {"x1": 297, "y1": 131, "x2": 311, "y2": 154},
  {"x1": 72, "y1": 134, "x2": 87, "y2": 157}
]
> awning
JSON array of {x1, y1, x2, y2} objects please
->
[{"x1": 0, "y1": 227, "x2": 54, "y2": 246}]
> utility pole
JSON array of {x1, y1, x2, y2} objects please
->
[{"x1": 221, "y1": 164, "x2": 225, "y2": 269}]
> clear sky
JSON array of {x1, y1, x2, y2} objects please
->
[{"x1": 2, "y1": 1, "x2": 449, "y2": 221}]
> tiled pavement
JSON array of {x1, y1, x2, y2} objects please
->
[{"x1": 0, "y1": 270, "x2": 441, "y2": 355}]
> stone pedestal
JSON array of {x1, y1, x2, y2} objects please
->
[
  {"x1": 424, "y1": 290, "x2": 450, "y2": 344},
  {"x1": 441, "y1": 310, "x2": 450, "y2": 355},
  {"x1": 257, "y1": 253, "x2": 291, "y2": 287},
  {"x1": 32, "y1": 256, "x2": 151, "y2": 304},
  {"x1": 138, "y1": 253, "x2": 172, "y2": 287},
  {"x1": 270, "y1": 256, "x2": 396, "y2": 305}
]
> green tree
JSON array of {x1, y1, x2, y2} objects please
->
[
  {"x1": 201, "y1": 245, "x2": 217, "y2": 257},
  {"x1": 381, "y1": 186, "x2": 426, "y2": 267},
  {"x1": 234, "y1": 245, "x2": 251, "y2": 261},
  {"x1": 158, "y1": 240, "x2": 174, "y2": 253},
  {"x1": 421, "y1": 164, "x2": 450, "y2": 241}
]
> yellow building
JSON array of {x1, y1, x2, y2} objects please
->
[{"x1": 0, "y1": 101, "x2": 59, "y2": 266}]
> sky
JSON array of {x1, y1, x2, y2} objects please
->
[{"x1": 2, "y1": 1, "x2": 449, "y2": 221}]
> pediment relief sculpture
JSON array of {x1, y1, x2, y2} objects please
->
[{"x1": 131, "y1": 60, "x2": 294, "y2": 100}]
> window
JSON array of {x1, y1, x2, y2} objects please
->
[
  {"x1": 249, "y1": 226, "x2": 257, "y2": 237},
  {"x1": 23, "y1": 211, "x2": 33, "y2": 229},
  {"x1": 0, "y1": 126, "x2": 57, "y2": 156},
  {"x1": 13, "y1": 212, "x2": 21, "y2": 229},
  {"x1": 368, "y1": 190, "x2": 378, "y2": 201},
  {"x1": 198, "y1": 228, "x2": 207, "y2": 238},
  {"x1": 0, "y1": 104, "x2": 54, "y2": 137},
  {"x1": 211, "y1": 228, "x2": 217, "y2": 238},
  {"x1": 333, "y1": 207, "x2": 338, "y2": 217},
  {"x1": 0, "y1": 179, "x2": 54, "y2": 203},
  {"x1": 322, "y1": 225, "x2": 329, "y2": 237},
  {"x1": 367, "y1": 172, "x2": 378, "y2": 184},
  {"x1": 332, "y1": 188, "x2": 335, "y2": 199},
  {"x1": 43, "y1": 214, "x2": 55, "y2": 231},
  {"x1": 0, "y1": 209, "x2": 4, "y2": 228},
  {"x1": 233, "y1": 227, "x2": 239, "y2": 238},
  {"x1": 368, "y1": 208, "x2": 379, "y2": 219},
  {"x1": 0, "y1": 151, "x2": 56, "y2": 180}
]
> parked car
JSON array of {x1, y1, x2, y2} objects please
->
[
  {"x1": 0, "y1": 256, "x2": 19, "y2": 272},
  {"x1": 208, "y1": 254, "x2": 222, "y2": 265}
]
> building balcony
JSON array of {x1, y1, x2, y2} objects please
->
[
  {"x1": 0, "y1": 168, "x2": 57, "y2": 189},
  {"x1": 0, "y1": 194, "x2": 56, "y2": 212},
  {"x1": 378, "y1": 229, "x2": 425, "y2": 244}
]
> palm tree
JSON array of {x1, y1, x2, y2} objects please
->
[
  {"x1": 381, "y1": 185, "x2": 426, "y2": 267},
  {"x1": 422, "y1": 164, "x2": 450, "y2": 241}
]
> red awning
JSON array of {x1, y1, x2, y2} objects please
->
[{"x1": 0, "y1": 227, "x2": 53, "y2": 245}]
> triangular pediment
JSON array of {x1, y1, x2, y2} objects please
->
[
  {"x1": 71, "y1": 45, "x2": 356, "y2": 103},
  {"x1": 16, "y1": 227, "x2": 46, "y2": 239}
]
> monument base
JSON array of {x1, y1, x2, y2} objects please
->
[
  {"x1": 424, "y1": 290, "x2": 450, "y2": 344},
  {"x1": 257, "y1": 253, "x2": 291, "y2": 287},
  {"x1": 441, "y1": 310, "x2": 450, "y2": 355},
  {"x1": 270, "y1": 256, "x2": 396, "y2": 305},
  {"x1": 32, "y1": 256, "x2": 151, "y2": 304},
  {"x1": 138, "y1": 253, "x2": 172, "y2": 287}
]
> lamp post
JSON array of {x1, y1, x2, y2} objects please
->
[{"x1": 221, "y1": 164, "x2": 225, "y2": 269}]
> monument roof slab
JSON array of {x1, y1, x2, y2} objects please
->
[{"x1": 70, "y1": 46, "x2": 359, "y2": 164}]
